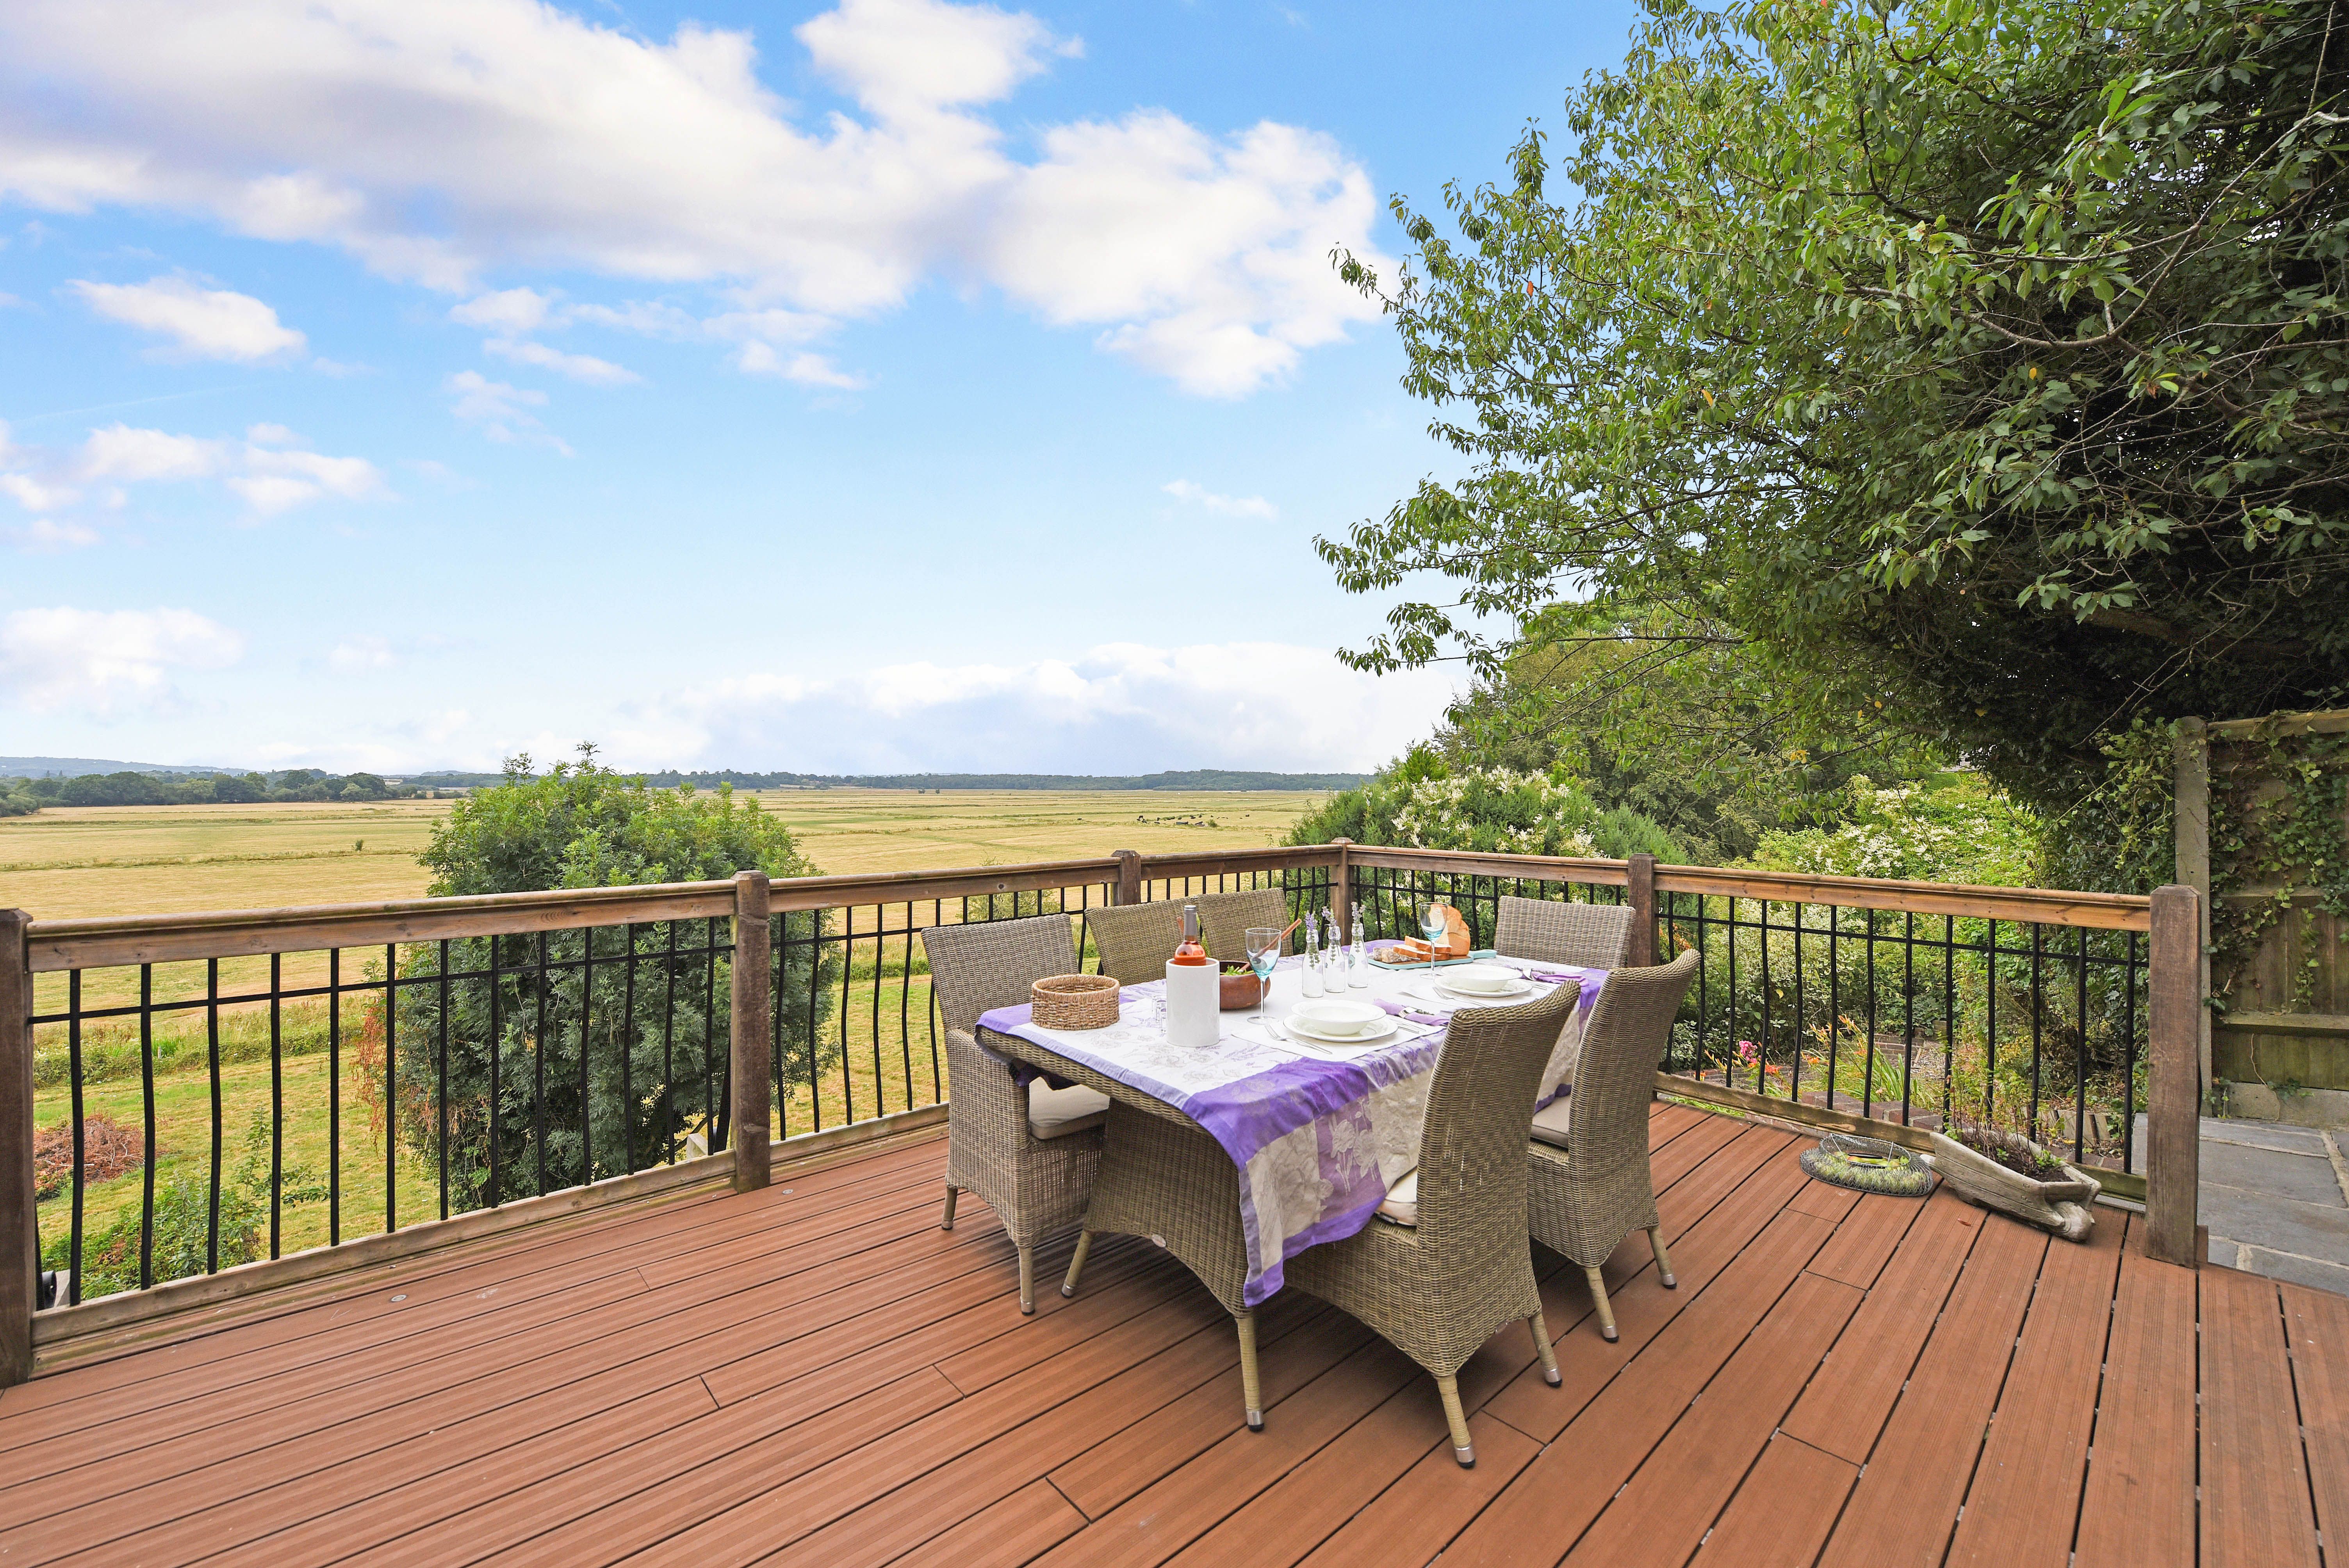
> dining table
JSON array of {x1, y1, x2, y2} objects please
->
[{"x1": 975, "y1": 942, "x2": 1607, "y2": 1318}]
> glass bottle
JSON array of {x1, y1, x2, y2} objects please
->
[
  {"x1": 1349, "y1": 907, "x2": 1369, "y2": 986},
  {"x1": 1301, "y1": 911, "x2": 1324, "y2": 996},
  {"x1": 1171, "y1": 904, "x2": 1209, "y2": 966}
]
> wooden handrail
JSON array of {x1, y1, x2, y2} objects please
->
[{"x1": 21, "y1": 841, "x2": 2156, "y2": 970}]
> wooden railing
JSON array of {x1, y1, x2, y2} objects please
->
[{"x1": 0, "y1": 839, "x2": 2200, "y2": 1386}]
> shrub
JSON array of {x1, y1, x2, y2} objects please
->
[{"x1": 358, "y1": 748, "x2": 839, "y2": 1204}]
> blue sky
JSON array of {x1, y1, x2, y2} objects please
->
[{"x1": 0, "y1": 0, "x2": 1638, "y2": 775}]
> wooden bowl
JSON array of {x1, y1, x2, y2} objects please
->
[{"x1": 1219, "y1": 962, "x2": 1263, "y2": 1010}]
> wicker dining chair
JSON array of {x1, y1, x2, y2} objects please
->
[
  {"x1": 1494, "y1": 895, "x2": 1636, "y2": 969},
  {"x1": 1282, "y1": 982, "x2": 1581, "y2": 1468},
  {"x1": 1083, "y1": 901, "x2": 1182, "y2": 986},
  {"x1": 920, "y1": 914, "x2": 1109, "y2": 1315},
  {"x1": 1525, "y1": 948, "x2": 1700, "y2": 1342},
  {"x1": 1192, "y1": 886, "x2": 1294, "y2": 967}
]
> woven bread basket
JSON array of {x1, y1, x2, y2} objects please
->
[{"x1": 1031, "y1": 972, "x2": 1122, "y2": 1030}]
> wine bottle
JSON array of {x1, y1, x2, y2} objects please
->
[{"x1": 1171, "y1": 904, "x2": 1210, "y2": 966}]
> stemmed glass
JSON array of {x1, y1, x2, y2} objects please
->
[
  {"x1": 1245, "y1": 926, "x2": 1281, "y2": 1023},
  {"x1": 1420, "y1": 901, "x2": 1448, "y2": 982}
]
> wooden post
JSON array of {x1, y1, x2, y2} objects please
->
[
  {"x1": 2173, "y1": 718, "x2": 2213, "y2": 1098},
  {"x1": 1, "y1": 910, "x2": 33, "y2": 1387},
  {"x1": 1111, "y1": 849, "x2": 1143, "y2": 907},
  {"x1": 2146, "y1": 884, "x2": 2202, "y2": 1269},
  {"x1": 1627, "y1": 853, "x2": 1658, "y2": 968},
  {"x1": 729, "y1": 871, "x2": 771, "y2": 1194},
  {"x1": 1329, "y1": 840, "x2": 1353, "y2": 935}
]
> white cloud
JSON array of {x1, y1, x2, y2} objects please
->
[
  {"x1": 1, "y1": 471, "x2": 80, "y2": 512},
  {"x1": 0, "y1": 0, "x2": 1388, "y2": 396},
  {"x1": 0, "y1": 423, "x2": 388, "y2": 518},
  {"x1": 4, "y1": 518, "x2": 100, "y2": 551},
  {"x1": 446, "y1": 370, "x2": 569, "y2": 452},
  {"x1": 484, "y1": 337, "x2": 640, "y2": 385},
  {"x1": 1163, "y1": 479, "x2": 1277, "y2": 520},
  {"x1": 68, "y1": 275, "x2": 306, "y2": 360},
  {"x1": 329, "y1": 635, "x2": 394, "y2": 671},
  {"x1": 733, "y1": 342, "x2": 864, "y2": 388},
  {"x1": 990, "y1": 115, "x2": 1381, "y2": 396},
  {"x1": 78, "y1": 424, "x2": 225, "y2": 482},
  {"x1": 0, "y1": 606, "x2": 244, "y2": 712},
  {"x1": 450, "y1": 287, "x2": 555, "y2": 335},
  {"x1": 621, "y1": 640, "x2": 1455, "y2": 773}
]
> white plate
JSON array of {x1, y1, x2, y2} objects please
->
[
  {"x1": 1284, "y1": 1013, "x2": 1400, "y2": 1046},
  {"x1": 1435, "y1": 973, "x2": 1536, "y2": 1001}
]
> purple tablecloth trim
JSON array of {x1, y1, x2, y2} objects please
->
[{"x1": 977, "y1": 1001, "x2": 1444, "y2": 1171}]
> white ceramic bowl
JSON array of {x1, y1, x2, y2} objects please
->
[
  {"x1": 1441, "y1": 964, "x2": 1517, "y2": 994},
  {"x1": 1290, "y1": 1000, "x2": 1387, "y2": 1037}
]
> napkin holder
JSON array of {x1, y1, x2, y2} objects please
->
[{"x1": 1164, "y1": 960, "x2": 1222, "y2": 1048}]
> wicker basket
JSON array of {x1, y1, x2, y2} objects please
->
[{"x1": 1031, "y1": 972, "x2": 1122, "y2": 1030}]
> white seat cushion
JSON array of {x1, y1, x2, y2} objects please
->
[
  {"x1": 1376, "y1": 1168, "x2": 1419, "y2": 1227},
  {"x1": 1529, "y1": 1098, "x2": 1573, "y2": 1150},
  {"x1": 1028, "y1": 1079, "x2": 1109, "y2": 1140}
]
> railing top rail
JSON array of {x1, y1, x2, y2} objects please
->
[
  {"x1": 1653, "y1": 864, "x2": 2151, "y2": 930},
  {"x1": 1342, "y1": 845, "x2": 1633, "y2": 886},
  {"x1": 17, "y1": 840, "x2": 2155, "y2": 971}
]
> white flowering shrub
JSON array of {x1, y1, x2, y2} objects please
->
[
  {"x1": 1748, "y1": 773, "x2": 2038, "y2": 886},
  {"x1": 1389, "y1": 768, "x2": 1601, "y2": 857}
]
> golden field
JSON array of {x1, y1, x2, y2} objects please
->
[{"x1": 0, "y1": 788, "x2": 1328, "y2": 921}]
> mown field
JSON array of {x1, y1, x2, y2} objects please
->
[{"x1": 7, "y1": 788, "x2": 1329, "y2": 1287}]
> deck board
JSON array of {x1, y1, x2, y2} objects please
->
[{"x1": 0, "y1": 1110, "x2": 2331, "y2": 1568}]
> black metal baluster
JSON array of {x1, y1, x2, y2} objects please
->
[
  {"x1": 1827, "y1": 910, "x2": 1840, "y2": 1114},
  {"x1": 580, "y1": 927, "x2": 593, "y2": 1187},
  {"x1": 207, "y1": 958, "x2": 221, "y2": 1274},
  {"x1": 2073, "y1": 925, "x2": 2091, "y2": 1164},
  {"x1": 870, "y1": 905, "x2": 886, "y2": 1117},
  {"x1": 770, "y1": 910, "x2": 787, "y2": 1140},
  {"x1": 437, "y1": 939, "x2": 451, "y2": 1218},
  {"x1": 838, "y1": 910, "x2": 855, "y2": 1124},
  {"x1": 139, "y1": 964, "x2": 155, "y2": 1290},
  {"x1": 535, "y1": 930, "x2": 550, "y2": 1196},
  {"x1": 2029, "y1": 924, "x2": 2046, "y2": 1137},
  {"x1": 1790, "y1": 904, "x2": 1805, "y2": 1108},
  {"x1": 1758, "y1": 898, "x2": 1772, "y2": 1096},
  {"x1": 269, "y1": 953, "x2": 283, "y2": 1259},
  {"x1": 328, "y1": 948, "x2": 342, "y2": 1244},
  {"x1": 489, "y1": 935, "x2": 503, "y2": 1206},
  {"x1": 930, "y1": 901, "x2": 945, "y2": 1101},
  {"x1": 384, "y1": 942, "x2": 397, "y2": 1233},
  {"x1": 1862, "y1": 911, "x2": 1879, "y2": 1121},
  {"x1": 620, "y1": 924, "x2": 635, "y2": 1178},
  {"x1": 662, "y1": 921, "x2": 677, "y2": 1163},
  {"x1": 69, "y1": 971, "x2": 84, "y2": 1305},
  {"x1": 899, "y1": 903, "x2": 916, "y2": 1107},
  {"x1": 1942, "y1": 916, "x2": 1957, "y2": 1123},
  {"x1": 2122, "y1": 932, "x2": 2141, "y2": 1174},
  {"x1": 705, "y1": 918, "x2": 722, "y2": 1151},
  {"x1": 1984, "y1": 920, "x2": 1999, "y2": 1124},
  {"x1": 1902, "y1": 912, "x2": 1916, "y2": 1125}
]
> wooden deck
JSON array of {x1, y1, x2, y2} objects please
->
[{"x1": 2, "y1": 1103, "x2": 2340, "y2": 1568}]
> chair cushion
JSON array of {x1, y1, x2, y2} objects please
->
[
  {"x1": 1529, "y1": 1097, "x2": 1573, "y2": 1150},
  {"x1": 1028, "y1": 1079, "x2": 1109, "y2": 1139},
  {"x1": 1376, "y1": 1168, "x2": 1419, "y2": 1226}
]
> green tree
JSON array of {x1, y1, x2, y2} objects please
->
[
  {"x1": 1323, "y1": 0, "x2": 2349, "y2": 817},
  {"x1": 364, "y1": 748, "x2": 837, "y2": 1206}
]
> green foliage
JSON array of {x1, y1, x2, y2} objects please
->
[
  {"x1": 1288, "y1": 752, "x2": 1686, "y2": 862},
  {"x1": 365, "y1": 747, "x2": 839, "y2": 1203},
  {"x1": 1323, "y1": 0, "x2": 2349, "y2": 815},
  {"x1": 2206, "y1": 720, "x2": 2349, "y2": 1013},
  {"x1": 1750, "y1": 773, "x2": 2040, "y2": 886},
  {"x1": 41, "y1": 1108, "x2": 327, "y2": 1299}
]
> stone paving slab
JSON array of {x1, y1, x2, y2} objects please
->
[{"x1": 2198, "y1": 1138, "x2": 2349, "y2": 1206}]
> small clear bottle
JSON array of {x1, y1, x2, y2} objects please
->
[
  {"x1": 1349, "y1": 907, "x2": 1369, "y2": 986},
  {"x1": 1301, "y1": 913, "x2": 1325, "y2": 997}
]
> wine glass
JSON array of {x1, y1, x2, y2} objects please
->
[
  {"x1": 1245, "y1": 927, "x2": 1281, "y2": 1021},
  {"x1": 1420, "y1": 901, "x2": 1448, "y2": 981}
]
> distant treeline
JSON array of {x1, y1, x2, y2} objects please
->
[
  {"x1": 627, "y1": 769, "x2": 1369, "y2": 792},
  {"x1": 0, "y1": 764, "x2": 1364, "y2": 817},
  {"x1": 0, "y1": 769, "x2": 440, "y2": 816}
]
